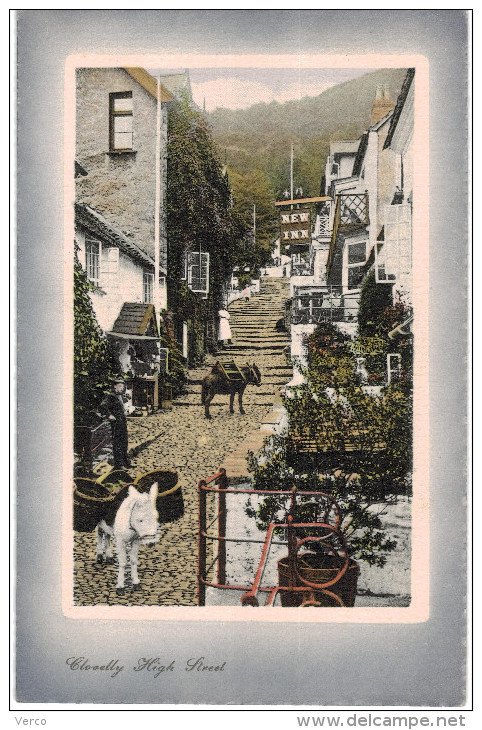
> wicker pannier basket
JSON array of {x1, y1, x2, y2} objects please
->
[
  {"x1": 73, "y1": 479, "x2": 119, "y2": 532},
  {"x1": 134, "y1": 470, "x2": 184, "y2": 523}
]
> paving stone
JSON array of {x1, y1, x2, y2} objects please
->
[{"x1": 73, "y1": 278, "x2": 291, "y2": 607}]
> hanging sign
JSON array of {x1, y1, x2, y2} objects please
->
[{"x1": 280, "y1": 208, "x2": 311, "y2": 247}]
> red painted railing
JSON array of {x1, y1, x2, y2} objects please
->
[{"x1": 197, "y1": 475, "x2": 349, "y2": 607}]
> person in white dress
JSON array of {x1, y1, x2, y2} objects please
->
[{"x1": 218, "y1": 308, "x2": 232, "y2": 349}]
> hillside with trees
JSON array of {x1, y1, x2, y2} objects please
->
[{"x1": 208, "y1": 68, "x2": 407, "y2": 203}]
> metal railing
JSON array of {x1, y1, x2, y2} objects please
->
[
  {"x1": 291, "y1": 262, "x2": 313, "y2": 277},
  {"x1": 197, "y1": 473, "x2": 350, "y2": 607},
  {"x1": 290, "y1": 286, "x2": 358, "y2": 325}
]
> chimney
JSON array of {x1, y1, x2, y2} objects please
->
[{"x1": 370, "y1": 84, "x2": 394, "y2": 126}]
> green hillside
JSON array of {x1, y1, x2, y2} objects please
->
[{"x1": 208, "y1": 68, "x2": 407, "y2": 200}]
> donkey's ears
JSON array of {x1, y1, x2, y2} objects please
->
[{"x1": 149, "y1": 482, "x2": 159, "y2": 500}]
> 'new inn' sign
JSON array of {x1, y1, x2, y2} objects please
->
[{"x1": 280, "y1": 208, "x2": 311, "y2": 245}]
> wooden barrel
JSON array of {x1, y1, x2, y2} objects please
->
[
  {"x1": 277, "y1": 552, "x2": 359, "y2": 607},
  {"x1": 73, "y1": 479, "x2": 118, "y2": 533},
  {"x1": 134, "y1": 470, "x2": 184, "y2": 523}
]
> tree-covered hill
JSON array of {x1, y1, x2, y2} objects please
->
[{"x1": 208, "y1": 68, "x2": 407, "y2": 200}]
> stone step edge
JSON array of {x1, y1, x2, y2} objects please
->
[{"x1": 219, "y1": 406, "x2": 285, "y2": 483}]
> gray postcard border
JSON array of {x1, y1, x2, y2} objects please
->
[{"x1": 16, "y1": 9, "x2": 469, "y2": 706}]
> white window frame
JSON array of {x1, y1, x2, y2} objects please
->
[
  {"x1": 344, "y1": 239, "x2": 367, "y2": 291},
  {"x1": 100, "y1": 246, "x2": 119, "y2": 277},
  {"x1": 187, "y1": 251, "x2": 210, "y2": 296},
  {"x1": 180, "y1": 253, "x2": 188, "y2": 280},
  {"x1": 85, "y1": 237, "x2": 101, "y2": 286},
  {"x1": 387, "y1": 353, "x2": 402, "y2": 384},
  {"x1": 143, "y1": 271, "x2": 154, "y2": 303}
]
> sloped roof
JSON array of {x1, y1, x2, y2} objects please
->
[
  {"x1": 369, "y1": 109, "x2": 393, "y2": 132},
  {"x1": 352, "y1": 111, "x2": 393, "y2": 177},
  {"x1": 384, "y1": 68, "x2": 415, "y2": 150},
  {"x1": 158, "y1": 72, "x2": 192, "y2": 101},
  {"x1": 352, "y1": 133, "x2": 368, "y2": 177},
  {"x1": 111, "y1": 303, "x2": 159, "y2": 337},
  {"x1": 329, "y1": 140, "x2": 360, "y2": 157},
  {"x1": 75, "y1": 203, "x2": 156, "y2": 270},
  {"x1": 123, "y1": 67, "x2": 174, "y2": 102},
  {"x1": 75, "y1": 160, "x2": 88, "y2": 178}
]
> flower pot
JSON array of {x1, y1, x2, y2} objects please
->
[{"x1": 277, "y1": 552, "x2": 359, "y2": 607}]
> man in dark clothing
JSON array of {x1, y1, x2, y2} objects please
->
[{"x1": 99, "y1": 377, "x2": 132, "y2": 470}]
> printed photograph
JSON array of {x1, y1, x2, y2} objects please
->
[{"x1": 70, "y1": 62, "x2": 417, "y2": 611}]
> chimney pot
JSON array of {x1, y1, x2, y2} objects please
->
[{"x1": 370, "y1": 84, "x2": 395, "y2": 126}]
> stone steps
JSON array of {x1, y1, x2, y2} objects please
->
[{"x1": 216, "y1": 277, "x2": 292, "y2": 484}]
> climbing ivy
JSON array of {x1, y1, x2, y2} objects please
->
[
  {"x1": 357, "y1": 270, "x2": 393, "y2": 337},
  {"x1": 166, "y1": 95, "x2": 247, "y2": 335},
  {"x1": 73, "y1": 251, "x2": 119, "y2": 427},
  {"x1": 356, "y1": 271, "x2": 413, "y2": 383}
]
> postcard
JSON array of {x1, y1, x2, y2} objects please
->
[{"x1": 15, "y1": 9, "x2": 470, "y2": 709}]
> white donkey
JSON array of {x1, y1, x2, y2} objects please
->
[{"x1": 96, "y1": 483, "x2": 159, "y2": 596}]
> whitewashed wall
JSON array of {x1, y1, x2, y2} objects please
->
[{"x1": 76, "y1": 227, "x2": 149, "y2": 332}]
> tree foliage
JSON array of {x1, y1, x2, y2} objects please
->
[
  {"x1": 357, "y1": 271, "x2": 393, "y2": 338},
  {"x1": 357, "y1": 271, "x2": 413, "y2": 382},
  {"x1": 247, "y1": 318, "x2": 413, "y2": 567},
  {"x1": 228, "y1": 168, "x2": 278, "y2": 269}
]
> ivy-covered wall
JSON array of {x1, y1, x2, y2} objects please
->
[
  {"x1": 166, "y1": 95, "x2": 247, "y2": 357},
  {"x1": 73, "y1": 252, "x2": 119, "y2": 428}
]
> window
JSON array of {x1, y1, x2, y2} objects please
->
[
  {"x1": 109, "y1": 92, "x2": 133, "y2": 151},
  {"x1": 387, "y1": 353, "x2": 401, "y2": 384},
  {"x1": 143, "y1": 272, "x2": 154, "y2": 303},
  {"x1": 187, "y1": 251, "x2": 210, "y2": 295},
  {"x1": 85, "y1": 238, "x2": 100, "y2": 285},
  {"x1": 375, "y1": 204, "x2": 411, "y2": 283},
  {"x1": 101, "y1": 247, "x2": 119, "y2": 277},
  {"x1": 346, "y1": 240, "x2": 366, "y2": 290}
]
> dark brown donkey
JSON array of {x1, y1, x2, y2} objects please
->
[{"x1": 201, "y1": 362, "x2": 262, "y2": 419}]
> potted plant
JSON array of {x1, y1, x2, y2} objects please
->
[{"x1": 246, "y1": 322, "x2": 412, "y2": 607}]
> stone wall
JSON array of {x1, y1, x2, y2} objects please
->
[{"x1": 75, "y1": 67, "x2": 168, "y2": 267}]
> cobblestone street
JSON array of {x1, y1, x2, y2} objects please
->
[{"x1": 73, "y1": 278, "x2": 292, "y2": 606}]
